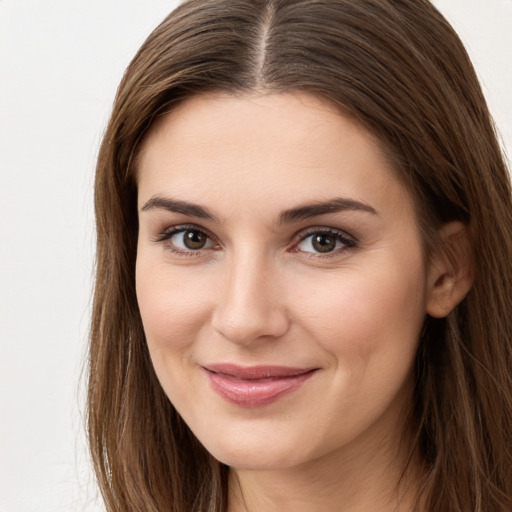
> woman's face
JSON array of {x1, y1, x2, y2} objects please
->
[{"x1": 136, "y1": 92, "x2": 434, "y2": 470}]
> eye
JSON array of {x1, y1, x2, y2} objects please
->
[
  {"x1": 294, "y1": 229, "x2": 356, "y2": 255},
  {"x1": 175, "y1": 229, "x2": 212, "y2": 250},
  {"x1": 155, "y1": 226, "x2": 217, "y2": 253}
]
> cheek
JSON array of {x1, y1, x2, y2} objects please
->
[
  {"x1": 135, "y1": 260, "x2": 211, "y2": 354},
  {"x1": 135, "y1": 262, "x2": 214, "y2": 410},
  {"x1": 295, "y1": 258, "x2": 427, "y2": 362}
]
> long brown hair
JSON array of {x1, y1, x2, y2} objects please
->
[{"x1": 88, "y1": 1, "x2": 512, "y2": 510}]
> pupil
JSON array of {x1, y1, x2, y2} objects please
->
[
  {"x1": 312, "y1": 234, "x2": 336, "y2": 253},
  {"x1": 184, "y1": 230, "x2": 206, "y2": 250}
]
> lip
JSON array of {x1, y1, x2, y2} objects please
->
[{"x1": 203, "y1": 364, "x2": 318, "y2": 408}]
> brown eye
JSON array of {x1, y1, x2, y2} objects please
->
[
  {"x1": 295, "y1": 229, "x2": 356, "y2": 255},
  {"x1": 159, "y1": 227, "x2": 216, "y2": 253},
  {"x1": 182, "y1": 229, "x2": 208, "y2": 250},
  {"x1": 311, "y1": 234, "x2": 336, "y2": 253},
  {"x1": 177, "y1": 229, "x2": 208, "y2": 251}
]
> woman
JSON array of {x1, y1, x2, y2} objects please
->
[{"x1": 87, "y1": 0, "x2": 512, "y2": 510}]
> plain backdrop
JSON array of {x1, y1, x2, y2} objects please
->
[{"x1": 0, "y1": 1, "x2": 511, "y2": 511}]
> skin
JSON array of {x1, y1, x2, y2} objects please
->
[{"x1": 135, "y1": 92, "x2": 456, "y2": 511}]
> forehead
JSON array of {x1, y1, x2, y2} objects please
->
[{"x1": 136, "y1": 92, "x2": 413, "y2": 218}]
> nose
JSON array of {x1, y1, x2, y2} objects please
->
[{"x1": 211, "y1": 251, "x2": 290, "y2": 345}]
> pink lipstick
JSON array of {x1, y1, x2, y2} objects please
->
[{"x1": 203, "y1": 364, "x2": 317, "y2": 407}]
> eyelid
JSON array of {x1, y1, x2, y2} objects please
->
[
  {"x1": 290, "y1": 226, "x2": 357, "y2": 255},
  {"x1": 152, "y1": 223, "x2": 357, "y2": 257},
  {"x1": 294, "y1": 225, "x2": 357, "y2": 242},
  {"x1": 153, "y1": 223, "x2": 220, "y2": 252}
]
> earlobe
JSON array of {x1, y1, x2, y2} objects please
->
[{"x1": 426, "y1": 221, "x2": 474, "y2": 318}]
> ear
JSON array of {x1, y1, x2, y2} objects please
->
[{"x1": 426, "y1": 221, "x2": 474, "y2": 318}]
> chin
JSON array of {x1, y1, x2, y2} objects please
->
[
  {"x1": 199, "y1": 429, "x2": 308, "y2": 471},
  {"x1": 216, "y1": 450, "x2": 302, "y2": 471}
]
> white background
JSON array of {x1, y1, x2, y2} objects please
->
[{"x1": 0, "y1": 1, "x2": 511, "y2": 511}]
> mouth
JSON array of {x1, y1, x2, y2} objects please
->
[{"x1": 203, "y1": 363, "x2": 318, "y2": 407}]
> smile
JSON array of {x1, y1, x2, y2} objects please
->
[{"x1": 203, "y1": 364, "x2": 318, "y2": 408}]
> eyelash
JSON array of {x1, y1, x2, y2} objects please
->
[
  {"x1": 153, "y1": 224, "x2": 219, "y2": 256},
  {"x1": 291, "y1": 227, "x2": 357, "y2": 258},
  {"x1": 153, "y1": 224, "x2": 357, "y2": 258}
]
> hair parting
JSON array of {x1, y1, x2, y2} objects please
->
[{"x1": 88, "y1": 1, "x2": 512, "y2": 510}]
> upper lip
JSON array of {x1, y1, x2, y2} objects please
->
[{"x1": 203, "y1": 363, "x2": 317, "y2": 380}]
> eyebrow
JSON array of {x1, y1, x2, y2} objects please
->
[
  {"x1": 277, "y1": 198, "x2": 378, "y2": 224},
  {"x1": 140, "y1": 195, "x2": 377, "y2": 223},
  {"x1": 141, "y1": 196, "x2": 220, "y2": 222}
]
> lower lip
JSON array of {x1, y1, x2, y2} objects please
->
[{"x1": 205, "y1": 369, "x2": 316, "y2": 408}]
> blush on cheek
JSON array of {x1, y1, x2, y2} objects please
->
[
  {"x1": 309, "y1": 270, "x2": 424, "y2": 359},
  {"x1": 141, "y1": 303, "x2": 198, "y2": 349},
  {"x1": 137, "y1": 280, "x2": 213, "y2": 358}
]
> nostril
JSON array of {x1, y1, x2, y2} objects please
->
[
  {"x1": 211, "y1": 305, "x2": 290, "y2": 345},
  {"x1": 210, "y1": 260, "x2": 290, "y2": 344}
]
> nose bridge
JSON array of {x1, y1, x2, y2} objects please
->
[{"x1": 212, "y1": 246, "x2": 289, "y2": 344}]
